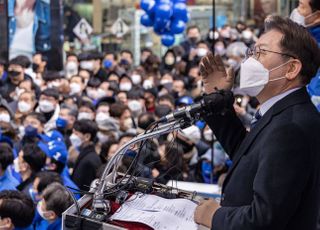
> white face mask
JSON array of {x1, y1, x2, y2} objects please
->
[
  {"x1": 240, "y1": 57, "x2": 289, "y2": 97},
  {"x1": 119, "y1": 82, "x2": 132, "y2": 91},
  {"x1": 13, "y1": 158, "x2": 20, "y2": 173},
  {"x1": 18, "y1": 101, "x2": 32, "y2": 113},
  {"x1": 69, "y1": 82, "x2": 82, "y2": 95},
  {"x1": 143, "y1": 80, "x2": 153, "y2": 89},
  {"x1": 123, "y1": 118, "x2": 133, "y2": 130},
  {"x1": 66, "y1": 61, "x2": 78, "y2": 78},
  {"x1": 39, "y1": 100, "x2": 55, "y2": 113},
  {"x1": 97, "y1": 132, "x2": 109, "y2": 143},
  {"x1": 19, "y1": 126, "x2": 25, "y2": 139},
  {"x1": 70, "y1": 133, "x2": 82, "y2": 148},
  {"x1": 97, "y1": 88, "x2": 107, "y2": 99},
  {"x1": 87, "y1": 89, "x2": 98, "y2": 99},
  {"x1": 203, "y1": 129, "x2": 213, "y2": 142},
  {"x1": 128, "y1": 100, "x2": 143, "y2": 115},
  {"x1": 131, "y1": 74, "x2": 142, "y2": 85},
  {"x1": 0, "y1": 113, "x2": 10, "y2": 123},
  {"x1": 290, "y1": 8, "x2": 306, "y2": 26},
  {"x1": 197, "y1": 48, "x2": 208, "y2": 57},
  {"x1": 37, "y1": 201, "x2": 52, "y2": 221},
  {"x1": 78, "y1": 112, "x2": 94, "y2": 121},
  {"x1": 80, "y1": 61, "x2": 94, "y2": 71},
  {"x1": 95, "y1": 112, "x2": 110, "y2": 125}
]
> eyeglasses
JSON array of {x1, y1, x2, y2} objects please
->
[{"x1": 246, "y1": 45, "x2": 297, "y2": 60}]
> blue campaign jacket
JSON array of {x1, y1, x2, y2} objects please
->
[
  {"x1": 307, "y1": 25, "x2": 320, "y2": 107},
  {"x1": 8, "y1": 0, "x2": 51, "y2": 53}
]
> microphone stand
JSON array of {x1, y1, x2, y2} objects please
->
[{"x1": 92, "y1": 119, "x2": 193, "y2": 214}]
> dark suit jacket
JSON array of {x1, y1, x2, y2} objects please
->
[
  {"x1": 71, "y1": 143, "x2": 102, "y2": 192},
  {"x1": 204, "y1": 88, "x2": 320, "y2": 230}
]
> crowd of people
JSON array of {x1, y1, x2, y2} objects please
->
[{"x1": 0, "y1": 1, "x2": 319, "y2": 228}]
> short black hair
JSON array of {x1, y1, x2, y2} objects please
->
[
  {"x1": 264, "y1": 16, "x2": 320, "y2": 84},
  {"x1": 9, "y1": 56, "x2": 29, "y2": 68},
  {"x1": 157, "y1": 94, "x2": 175, "y2": 106},
  {"x1": 0, "y1": 190, "x2": 35, "y2": 228},
  {"x1": 310, "y1": 0, "x2": 320, "y2": 12},
  {"x1": 79, "y1": 100, "x2": 95, "y2": 112},
  {"x1": 67, "y1": 52, "x2": 78, "y2": 60},
  {"x1": 120, "y1": 49, "x2": 133, "y2": 58},
  {"x1": 35, "y1": 171, "x2": 63, "y2": 194},
  {"x1": 73, "y1": 119, "x2": 98, "y2": 141},
  {"x1": 22, "y1": 143, "x2": 46, "y2": 173},
  {"x1": 138, "y1": 112, "x2": 156, "y2": 130},
  {"x1": 0, "y1": 143, "x2": 14, "y2": 171},
  {"x1": 60, "y1": 103, "x2": 78, "y2": 118},
  {"x1": 25, "y1": 112, "x2": 47, "y2": 124},
  {"x1": 100, "y1": 140, "x2": 118, "y2": 163},
  {"x1": 87, "y1": 77, "x2": 101, "y2": 88},
  {"x1": 104, "y1": 51, "x2": 118, "y2": 61},
  {"x1": 109, "y1": 103, "x2": 129, "y2": 118},
  {"x1": 186, "y1": 25, "x2": 200, "y2": 34},
  {"x1": 41, "y1": 88, "x2": 59, "y2": 100},
  {"x1": 43, "y1": 71, "x2": 62, "y2": 82},
  {"x1": 42, "y1": 183, "x2": 73, "y2": 217}
]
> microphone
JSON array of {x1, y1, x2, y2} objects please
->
[
  {"x1": 159, "y1": 99, "x2": 205, "y2": 123},
  {"x1": 158, "y1": 90, "x2": 234, "y2": 123}
]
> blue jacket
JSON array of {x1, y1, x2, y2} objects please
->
[
  {"x1": 8, "y1": 0, "x2": 51, "y2": 53},
  {"x1": 0, "y1": 168, "x2": 19, "y2": 191},
  {"x1": 307, "y1": 25, "x2": 320, "y2": 103}
]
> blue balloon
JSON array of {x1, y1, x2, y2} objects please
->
[
  {"x1": 173, "y1": 0, "x2": 186, "y2": 2},
  {"x1": 173, "y1": 2, "x2": 187, "y2": 19},
  {"x1": 161, "y1": 34, "x2": 175, "y2": 47},
  {"x1": 154, "y1": 17, "x2": 169, "y2": 29},
  {"x1": 140, "y1": 0, "x2": 156, "y2": 14},
  {"x1": 141, "y1": 14, "x2": 154, "y2": 27},
  {"x1": 170, "y1": 19, "x2": 186, "y2": 34},
  {"x1": 155, "y1": 3, "x2": 172, "y2": 20}
]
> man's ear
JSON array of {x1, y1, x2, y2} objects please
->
[
  {"x1": 0, "y1": 217, "x2": 13, "y2": 229},
  {"x1": 84, "y1": 133, "x2": 91, "y2": 142},
  {"x1": 47, "y1": 211, "x2": 57, "y2": 221},
  {"x1": 285, "y1": 59, "x2": 302, "y2": 81}
]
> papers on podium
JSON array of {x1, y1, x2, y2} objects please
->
[{"x1": 110, "y1": 192, "x2": 199, "y2": 230}]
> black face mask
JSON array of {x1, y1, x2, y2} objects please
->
[
  {"x1": 176, "y1": 137, "x2": 195, "y2": 154},
  {"x1": 189, "y1": 37, "x2": 199, "y2": 45},
  {"x1": 32, "y1": 63, "x2": 39, "y2": 72},
  {"x1": 8, "y1": 71, "x2": 21, "y2": 78}
]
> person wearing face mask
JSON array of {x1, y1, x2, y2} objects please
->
[
  {"x1": 77, "y1": 100, "x2": 95, "y2": 121},
  {"x1": 35, "y1": 183, "x2": 73, "y2": 230},
  {"x1": 290, "y1": 0, "x2": 320, "y2": 110},
  {"x1": 69, "y1": 75, "x2": 85, "y2": 96},
  {"x1": 109, "y1": 103, "x2": 135, "y2": 135},
  {"x1": 37, "y1": 140, "x2": 80, "y2": 200},
  {"x1": 71, "y1": 120, "x2": 102, "y2": 191},
  {"x1": 194, "y1": 16, "x2": 320, "y2": 230},
  {"x1": 119, "y1": 75, "x2": 133, "y2": 92},
  {"x1": 14, "y1": 91, "x2": 36, "y2": 125},
  {"x1": 15, "y1": 143, "x2": 46, "y2": 195},
  {"x1": 119, "y1": 50, "x2": 134, "y2": 72},
  {"x1": 36, "y1": 88, "x2": 60, "y2": 133},
  {"x1": 180, "y1": 25, "x2": 201, "y2": 58},
  {"x1": 65, "y1": 53, "x2": 79, "y2": 79},
  {"x1": 0, "y1": 190, "x2": 35, "y2": 230},
  {"x1": 160, "y1": 49, "x2": 177, "y2": 75},
  {"x1": 0, "y1": 56, "x2": 32, "y2": 103}
]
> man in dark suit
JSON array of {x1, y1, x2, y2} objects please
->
[{"x1": 194, "y1": 16, "x2": 320, "y2": 229}]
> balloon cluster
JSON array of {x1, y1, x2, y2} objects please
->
[{"x1": 140, "y1": 0, "x2": 190, "y2": 47}]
